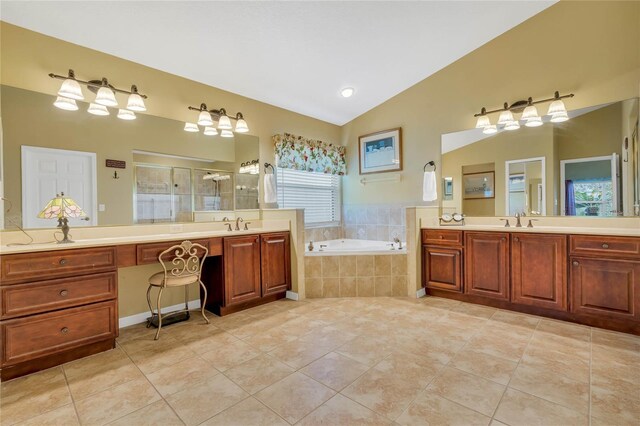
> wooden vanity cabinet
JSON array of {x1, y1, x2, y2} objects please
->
[
  {"x1": 464, "y1": 232, "x2": 510, "y2": 301},
  {"x1": 260, "y1": 232, "x2": 291, "y2": 297},
  {"x1": 223, "y1": 235, "x2": 262, "y2": 306},
  {"x1": 421, "y1": 230, "x2": 463, "y2": 293},
  {"x1": 511, "y1": 233, "x2": 567, "y2": 311}
]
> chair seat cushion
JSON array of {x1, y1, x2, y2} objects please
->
[{"x1": 148, "y1": 271, "x2": 199, "y2": 287}]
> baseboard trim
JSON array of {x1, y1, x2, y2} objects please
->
[
  {"x1": 119, "y1": 299, "x2": 201, "y2": 328},
  {"x1": 416, "y1": 288, "x2": 426, "y2": 298},
  {"x1": 286, "y1": 291, "x2": 299, "y2": 301}
]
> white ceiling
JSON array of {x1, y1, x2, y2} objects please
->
[{"x1": 1, "y1": 1, "x2": 555, "y2": 125}]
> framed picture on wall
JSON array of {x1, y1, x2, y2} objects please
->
[
  {"x1": 358, "y1": 127, "x2": 402, "y2": 174},
  {"x1": 463, "y1": 171, "x2": 495, "y2": 199}
]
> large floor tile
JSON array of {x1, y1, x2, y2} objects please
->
[
  {"x1": 107, "y1": 400, "x2": 183, "y2": 426},
  {"x1": 74, "y1": 376, "x2": 160, "y2": 425},
  {"x1": 165, "y1": 373, "x2": 248, "y2": 426},
  {"x1": 268, "y1": 339, "x2": 334, "y2": 369},
  {"x1": 426, "y1": 367, "x2": 505, "y2": 417},
  {"x1": 224, "y1": 354, "x2": 294, "y2": 394},
  {"x1": 494, "y1": 388, "x2": 588, "y2": 426},
  {"x1": 591, "y1": 384, "x2": 640, "y2": 425},
  {"x1": 199, "y1": 339, "x2": 261, "y2": 371},
  {"x1": 255, "y1": 372, "x2": 335, "y2": 424},
  {"x1": 127, "y1": 339, "x2": 198, "y2": 374},
  {"x1": 450, "y1": 349, "x2": 517, "y2": 385},
  {"x1": 145, "y1": 356, "x2": 220, "y2": 397},
  {"x1": 14, "y1": 404, "x2": 79, "y2": 426},
  {"x1": 396, "y1": 391, "x2": 491, "y2": 426},
  {"x1": 334, "y1": 335, "x2": 393, "y2": 366},
  {"x1": 298, "y1": 394, "x2": 390, "y2": 425},
  {"x1": 200, "y1": 397, "x2": 288, "y2": 426},
  {"x1": 299, "y1": 352, "x2": 370, "y2": 391}
]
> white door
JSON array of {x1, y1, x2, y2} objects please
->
[{"x1": 22, "y1": 146, "x2": 97, "y2": 228}]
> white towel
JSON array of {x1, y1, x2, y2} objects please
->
[
  {"x1": 264, "y1": 174, "x2": 277, "y2": 203},
  {"x1": 423, "y1": 171, "x2": 438, "y2": 201}
]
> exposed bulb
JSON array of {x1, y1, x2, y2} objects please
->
[{"x1": 53, "y1": 96, "x2": 79, "y2": 111}]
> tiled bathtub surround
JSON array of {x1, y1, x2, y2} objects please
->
[
  {"x1": 304, "y1": 226, "x2": 342, "y2": 243},
  {"x1": 305, "y1": 254, "x2": 408, "y2": 297},
  {"x1": 343, "y1": 204, "x2": 406, "y2": 242}
]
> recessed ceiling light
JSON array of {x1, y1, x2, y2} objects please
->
[{"x1": 341, "y1": 87, "x2": 355, "y2": 98}]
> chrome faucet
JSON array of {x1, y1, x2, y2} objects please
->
[
  {"x1": 235, "y1": 217, "x2": 244, "y2": 231},
  {"x1": 223, "y1": 221, "x2": 233, "y2": 232},
  {"x1": 393, "y1": 237, "x2": 403, "y2": 250},
  {"x1": 514, "y1": 212, "x2": 526, "y2": 228}
]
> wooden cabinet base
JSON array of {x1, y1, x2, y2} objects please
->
[
  {"x1": 205, "y1": 292, "x2": 286, "y2": 316},
  {"x1": 0, "y1": 338, "x2": 115, "y2": 381},
  {"x1": 426, "y1": 288, "x2": 640, "y2": 335}
]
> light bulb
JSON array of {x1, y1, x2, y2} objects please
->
[
  {"x1": 95, "y1": 86, "x2": 118, "y2": 107},
  {"x1": 235, "y1": 118, "x2": 249, "y2": 133},
  {"x1": 220, "y1": 129, "x2": 234, "y2": 138},
  {"x1": 497, "y1": 110, "x2": 514, "y2": 125},
  {"x1": 521, "y1": 105, "x2": 539, "y2": 120},
  {"x1": 204, "y1": 126, "x2": 218, "y2": 136},
  {"x1": 340, "y1": 87, "x2": 355, "y2": 98},
  {"x1": 58, "y1": 79, "x2": 84, "y2": 100},
  {"x1": 127, "y1": 93, "x2": 146, "y2": 112},
  {"x1": 88, "y1": 103, "x2": 109, "y2": 116},
  {"x1": 184, "y1": 122, "x2": 199, "y2": 132},
  {"x1": 117, "y1": 109, "x2": 136, "y2": 120},
  {"x1": 53, "y1": 96, "x2": 78, "y2": 111},
  {"x1": 550, "y1": 111, "x2": 569, "y2": 123},
  {"x1": 217, "y1": 115, "x2": 232, "y2": 130},
  {"x1": 197, "y1": 110, "x2": 213, "y2": 126},
  {"x1": 525, "y1": 116, "x2": 543, "y2": 127},
  {"x1": 475, "y1": 116, "x2": 491, "y2": 129},
  {"x1": 504, "y1": 120, "x2": 520, "y2": 131},
  {"x1": 482, "y1": 125, "x2": 497, "y2": 135},
  {"x1": 547, "y1": 99, "x2": 566, "y2": 116}
]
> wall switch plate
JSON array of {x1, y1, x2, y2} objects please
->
[
  {"x1": 169, "y1": 224, "x2": 183, "y2": 233},
  {"x1": 98, "y1": 204, "x2": 106, "y2": 212}
]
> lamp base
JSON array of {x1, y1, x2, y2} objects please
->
[{"x1": 57, "y1": 217, "x2": 74, "y2": 244}]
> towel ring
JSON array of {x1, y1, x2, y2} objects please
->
[
  {"x1": 264, "y1": 162, "x2": 274, "y2": 173},
  {"x1": 423, "y1": 161, "x2": 436, "y2": 172}
]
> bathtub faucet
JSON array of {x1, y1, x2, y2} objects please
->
[{"x1": 393, "y1": 237, "x2": 403, "y2": 250}]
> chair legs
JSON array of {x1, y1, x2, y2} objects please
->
[
  {"x1": 199, "y1": 280, "x2": 210, "y2": 324},
  {"x1": 154, "y1": 287, "x2": 164, "y2": 340},
  {"x1": 145, "y1": 285, "x2": 153, "y2": 329}
]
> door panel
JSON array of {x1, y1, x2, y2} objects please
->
[
  {"x1": 224, "y1": 235, "x2": 261, "y2": 306},
  {"x1": 261, "y1": 233, "x2": 291, "y2": 296},
  {"x1": 464, "y1": 232, "x2": 509, "y2": 300},
  {"x1": 423, "y1": 246, "x2": 462, "y2": 292}
]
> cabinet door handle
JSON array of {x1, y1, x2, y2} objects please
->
[
  {"x1": 501, "y1": 237, "x2": 506, "y2": 242},
  {"x1": 573, "y1": 261, "x2": 580, "y2": 266},
  {"x1": 602, "y1": 243, "x2": 609, "y2": 249},
  {"x1": 514, "y1": 237, "x2": 519, "y2": 242},
  {"x1": 59, "y1": 258, "x2": 68, "y2": 266},
  {"x1": 60, "y1": 327, "x2": 69, "y2": 334},
  {"x1": 59, "y1": 290, "x2": 68, "y2": 297}
]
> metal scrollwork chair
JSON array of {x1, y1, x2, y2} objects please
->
[{"x1": 146, "y1": 240, "x2": 209, "y2": 340}]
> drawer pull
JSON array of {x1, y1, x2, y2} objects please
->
[
  {"x1": 602, "y1": 243, "x2": 609, "y2": 249},
  {"x1": 60, "y1": 327, "x2": 69, "y2": 334},
  {"x1": 439, "y1": 236, "x2": 444, "y2": 239},
  {"x1": 573, "y1": 261, "x2": 580, "y2": 266},
  {"x1": 59, "y1": 290, "x2": 69, "y2": 297},
  {"x1": 59, "y1": 258, "x2": 68, "y2": 266}
]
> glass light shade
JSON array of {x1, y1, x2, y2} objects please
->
[
  {"x1": 234, "y1": 118, "x2": 249, "y2": 133},
  {"x1": 220, "y1": 129, "x2": 234, "y2": 138},
  {"x1": 184, "y1": 122, "x2": 199, "y2": 132},
  {"x1": 37, "y1": 193, "x2": 86, "y2": 219},
  {"x1": 525, "y1": 116, "x2": 543, "y2": 127},
  {"x1": 239, "y1": 165, "x2": 246, "y2": 174},
  {"x1": 547, "y1": 99, "x2": 566, "y2": 116},
  {"x1": 497, "y1": 110, "x2": 514, "y2": 125},
  {"x1": 250, "y1": 164, "x2": 260, "y2": 174},
  {"x1": 482, "y1": 125, "x2": 498, "y2": 135},
  {"x1": 521, "y1": 105, "x2": 539, "y2": 120},
  {"x1": 53, "y1": 96, "x2": 78, "y2": 111},
  {"x1": 475, "y1": 115, "x2": 491, "y2": 129},
  {"x1": 204, "y1": 126, "x2": 218, "y2": 136},
  {"x1": 126, "y1": 93, "x2": 146, "y2": 112},
  {"x1": 197, "y1": 110, "x2": 214, "y2": 126},
  {"x1": 217, "y1": 115, "x2": 232, "y2": 130},
  {"x1": 58, "y1": 79, "x2": 84, "y2": 100},
  {"x1": 117, "y1": 109, "x2": 136, "y2": 120},
  {"x1": 550, "y1": 111, "x2": 569, "y2": 123},
  {"x1": 95, "y1": 86, "x2": 118, "y2": 107},
  {"x1": 88, "y1": 103, "x2": 109, "y2": 116},
  {"x1": 504, "y1": 120, "x2": 520, "y2": 131}
]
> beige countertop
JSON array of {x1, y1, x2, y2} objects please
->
[
  {"x1": 0, "y1": 224, "x2": 290, "y2": 255},
  {"x1": 422, "y1": 224, "x2": 640, "y2": 237}
]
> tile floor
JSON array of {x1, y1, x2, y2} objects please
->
[{"x1": 1, "y1": 296, "x2": 639, "y2": 426}]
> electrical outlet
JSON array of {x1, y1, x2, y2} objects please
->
[
  {"x1": 98, "y1": 204, "x2": 106, "y2": 212},
  {"x1": 169, "y1": 224, "x2": 183, "y2": 233}
]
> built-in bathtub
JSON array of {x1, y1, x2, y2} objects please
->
[{"x1": 304, "y1": 239, "x2": 408, "y2": 298}]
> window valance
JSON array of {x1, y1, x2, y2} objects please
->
[{"x1": 273, "y1": 133, "x2": 346, "y2": 175}]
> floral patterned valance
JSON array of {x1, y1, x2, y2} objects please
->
[{"x1": 273, "y1": 133, "x2": 346, "y2": 175}]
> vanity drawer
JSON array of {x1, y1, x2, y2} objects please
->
[
  {"x1": 1, "y1": 300, "x2": 117, "y2": 365},
  {"x1": 1, "y1": 247, "x2": 117, "y2": 284},
  {"x1": 0, "y1": 272, "x2": 117, "y2": 319},
  {"x1": 570, "y1": 235, "x2": 640, "y2": 259},
  {"x1": 136, "y1": 239, "x2": 211, "y2": 265},
  {"x1": 422, "y1": 229, "x2": 463, "y2": 246}
]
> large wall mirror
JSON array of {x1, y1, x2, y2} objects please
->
[
  {"x1": 1, "y1": 85, "x2": 260, "y2": 230},
  {"x1": 441, "y1": 98, "x2": 639, "y2": 217}
]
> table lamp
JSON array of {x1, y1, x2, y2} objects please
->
[{"x1": 37, "y1": 192, "x2": 87, "y2": 243}]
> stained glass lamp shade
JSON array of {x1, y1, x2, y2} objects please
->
[{"x1": 37, "y1": 193, "x2": 86, "y2": 243}]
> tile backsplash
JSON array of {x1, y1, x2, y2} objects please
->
[{"x1": 342, "y1": 204, "x2": 406, "y2": 242}]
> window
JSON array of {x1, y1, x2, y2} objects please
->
[
  {"x1": 573, "y1": 180, "x2": 614, "y2": 217},
  {"x1": 276, "y1": 168, "x2": 341, "y2": 225}
]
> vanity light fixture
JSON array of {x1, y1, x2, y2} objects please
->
[
  {"x1": 88, "y1": 103, "x2": 109, "y2": 116},
  {"x1": 239, "y1": 159, "x2": 260, "y2": 174},
  {"x1": 53, "y1": 96, "x2": 79, "y2": 111},
  {"x1": 117, "y1": 109, "x2": 136, "y2": 120},
  {"x1": 473, "y1": 91, "x2": 574, "y2": 133},
  {"x1": 186, "y1": 103, "x2": 250, "y2": 136},
  {"x1": 49, "y1": 69, "x2": 148, "y2": 115}
]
